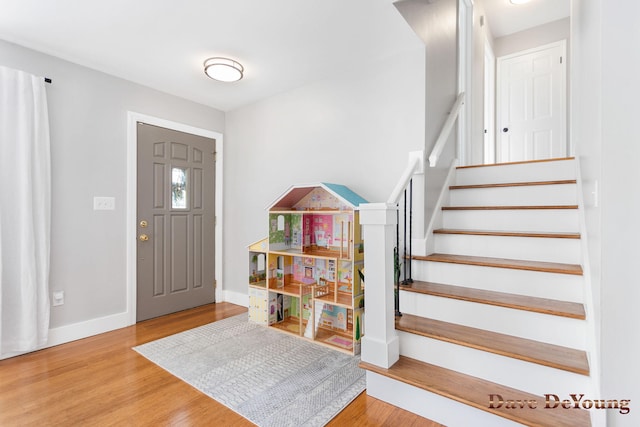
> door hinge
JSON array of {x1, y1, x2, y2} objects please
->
[
  {"x1": 214, "y1": 151, "x2": 218, "y2": 162},
  {"x1": 560, "y1": 56, "x2": 563, "y2": 64},
  {"x1": 213, "y1": 280, "x2": 217, "y2": 289}
]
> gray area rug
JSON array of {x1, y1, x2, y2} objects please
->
[{"x1": 133, "y1": 313, "x2": 365, "y2": 427}]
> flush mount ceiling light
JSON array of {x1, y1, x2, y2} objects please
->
[
  {"x1": 203, "y1": 57, "x2": 244, "y2": 82},
  {"x1": 509, "y1": 0, "x2": 531, "y2": 4}
]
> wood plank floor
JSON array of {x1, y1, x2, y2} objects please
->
[
  {"x1": 449, "y1": 179, "x2": 577, "y2": 190},
  {"x1": 433, "y1": 229, "x2": 581, "y2": 239},
  {"x1": 0, "y1": 302, "x2": 441, "y2": 427},
  {"x1": 416, "y1": 253, "x2": 584, "y2": 275},
  {"x1": 455, "y1": 157, "x2": 575, "y2": 169},
  {"x1": 361, "y1": 356, "x2": 591, "y2": 427},
  {"x1": 442, "y1": 205, "x2": 579, "y2": 210},
  {"x1": 396, "y1": 313, "x2": 590, "y2": 375},
  {"x1": 400, "y1": 280, "x2": 586, "y2": 319}
]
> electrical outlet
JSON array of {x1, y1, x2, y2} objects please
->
[
  {"x1": 94, "y1": 196, "x2": 115, "y2": 210},
  {"x1": 52, "y1": 290, "x2": 64, "y2": 306}
]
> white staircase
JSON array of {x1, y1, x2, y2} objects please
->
[{"x1": 361, "y1": 158, "x2": 600, "y2": 427}]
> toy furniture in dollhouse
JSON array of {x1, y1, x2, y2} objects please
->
[{"x1": 247, "y1": 183, "x2": 366, "y2": 354}]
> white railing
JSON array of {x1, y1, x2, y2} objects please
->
[
  {"x1": 387, "y1": 151, "x2": 423, "y2": 204},
  {"x1": 428, "y1": 91, "x2": 465, "y2": 167},
  {"x1": 360, "y1": 92, "x2": 466, "y2": 369}
]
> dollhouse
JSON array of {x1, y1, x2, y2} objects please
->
[{"x1": 248, "y1": 183, "x2": 366, "y2": 354}]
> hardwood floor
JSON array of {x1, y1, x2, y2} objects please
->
[{"x1": 0, "y1": 303, "x2": 440, "y2": 426}]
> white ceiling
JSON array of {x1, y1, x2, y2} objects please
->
[
  {"x1": 0, "y1": 0, "x2": 569, "y2": 112},
  {"x1": 483, "y1": 0, "x2": 570, "y2": 39}
]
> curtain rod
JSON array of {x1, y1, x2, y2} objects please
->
[{"x1": 44, "y1": 77, "x2": 52, "y2": 84}]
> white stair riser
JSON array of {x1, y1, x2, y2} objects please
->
[
  {"x1": 399, "y1": 290, "x2": 586, "y2": 349},
  {"x1": 455, "y1": 160, "x2": 576, "y2": 186},
  {"x1": 442, "y1": 209, "x2": 580, "y2": 233},
  {"x1": 433, "y1": 234, "x2": 582, "y2": 264},
  {"x1": 366, "y1": 371, "x2": 524, "y2": 427},
  {"x1": 412, "y1": 261, "x2": 584, "y2": 302},
  {"x1": 399, "y1": 332, "x2": 593, "y2": 398},
  {"x1": 449, "y1": 184, "x2": 577, "y2": 207}
]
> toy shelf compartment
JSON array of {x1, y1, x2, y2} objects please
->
[
  {"x1": 310, "y1": 301, "x2": 362, "y2": 354},
  {"x1": 268, "y1": 210, "x2": 355, "y2": 260},
  {"x1": 249, "y1": 246, "x2": 268, "y2": 289},
  {"x1": 313, "y1": 282, "x2": 354, "y2": 308},
  {"x1": 270, "y1": 316, "x2": 309, "y2": 336},
  {"x1": 268, "y1": 279, "x2": 314, "y2": 298},
  {"x1": 269, "y1": 248, "x2": 346, "y2": 261},
  {"x1": 249, "y1": 280, "x2": 267, "y2": 290}
]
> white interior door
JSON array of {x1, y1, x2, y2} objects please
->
[{"x1": 496, "y1": 41, "x2": 567, "y2": 162}]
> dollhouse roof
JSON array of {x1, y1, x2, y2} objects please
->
[{"x1": 267, "y1": 183, "x2": 368, "y2": 211}]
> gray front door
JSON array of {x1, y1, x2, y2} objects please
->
[{"x1": 136, "y1": 123, "x2": 216, "y2": 321}]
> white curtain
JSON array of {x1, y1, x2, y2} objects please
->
[{"x1": 0, "y1": 66, "x2": 51, "y2": 355}]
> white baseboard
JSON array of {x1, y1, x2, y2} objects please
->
[
  {"x1": 222, "y1": 290, "x2": 248, "y2": 307},
  {"x1": 1, "y1": 310, "x2": 130, "y2": 360},
  {"x1": 48, "y1": 311, "x2": 131, "y2": 346},
  {"x1": 2, "y1": 294, "x2": 248, "y2": 360}
]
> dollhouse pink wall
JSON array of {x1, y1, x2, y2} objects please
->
[
  {"x1": 312, "y1": 214, "x2": 333, "y2": 246},
  {"x1": 303, "y1": 214, "x2": 334, "y2": 247}
]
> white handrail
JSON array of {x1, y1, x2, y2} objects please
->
[
  {"x1": 428, "y1": 92, "x2": 465, "y2": 167},
  {"x1": 386, "y1": 152, "x2": 422, "y2": 204}
]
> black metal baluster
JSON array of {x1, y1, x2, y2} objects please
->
[
  {"x1": 402, "y1": 189, "x2": 408, "y2": 285},
  {"x1": 407, "y1": 178, "x2": 414, "y2": 284},
  {"x1": 395, "y1": 206, "x2": 402, "y2": 317}
]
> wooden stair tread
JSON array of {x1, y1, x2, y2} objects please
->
[
  {"x1": 450, "y1": 179, "x2": 577, "y2": 190},
  {"x1": 443, "y1": 205, "x2": 578, "y2": 210},
  {"x1": 457, "y1": 157, "x2": 575, "y2": 169},
  {"x1": 415, "y1": 253, "x2": 583, "y2": 275},
  {"x1": 360, "y1": 356, "x2": 591, "y2": 427},
  {"x1": 395, "y1": 313, "x2": 590, "y2": 375},
  {"x1": 400, "y1": 281, "x2": 585, "y2": 319},
  {"x1": 433, "y1": 228, "x2": 581, "y2": 239}
]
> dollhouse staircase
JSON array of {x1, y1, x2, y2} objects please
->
[{"x1": 361, "y1": 158, "x2": 599, "y2": 426}]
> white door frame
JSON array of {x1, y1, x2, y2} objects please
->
[
  {"x1": 126, "y1": 112, "x2": 224, "y2": 325},
  {"x1": 484, "y1": 37, "x2": 496, "y2": 163},
  {"x1": 457, "y1": 0, "x2": 474, "y2": 166}
]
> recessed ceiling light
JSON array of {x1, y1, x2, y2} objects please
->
[
  {"x1": 510, "y1": 0, "x2": 531, "y2": 4},
  {"x1": 203, "y1": 57, "x2": 244, "y2": 82}
]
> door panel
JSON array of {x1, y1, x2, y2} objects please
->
[
  {"x1": 137, "y1": 123, "x2": 216, "y2": 321},
  {"x1": 497, "y1": 41, "x2": 566, "y2": 163}
]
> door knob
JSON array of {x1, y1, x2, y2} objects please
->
[
  {"x1": 503, "y1": 127, "x2": 509, "y2": 133},
  {"x1": 139, "y1": 234, "x2": 149, "y2": 242}
]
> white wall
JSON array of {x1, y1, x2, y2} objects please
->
[
  {"x1": 572, "y1": 0, "x2": 640, "y2": 425},
  {"x1": 571, "y1": 3, "x2": 604, "y2": 425},
  {"x1": 599, "y1": 1, "x2": 640, "y2": 426},
  {"x1": 421, "y1": 0, "x2": 458, "y2": 226},
  {"x1": 493, "y1": 18, "x2": 570, "y2": 58},
  {"x1": 0, "y1": 40, "x2": 224, "y2": 332},
  {"x1": 394, "y1": 0, "x2": 458, "y2": 229},
  {"x1": 224, "y1": 47, "x2": 425, "y2": 297}
]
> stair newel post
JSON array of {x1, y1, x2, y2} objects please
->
[
  {"x1": 395, "y1": 208, "x2": 402, "y2": 317},
  {"x1": 359, "y1": 202, "x2": 400, "y2": 369}
]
